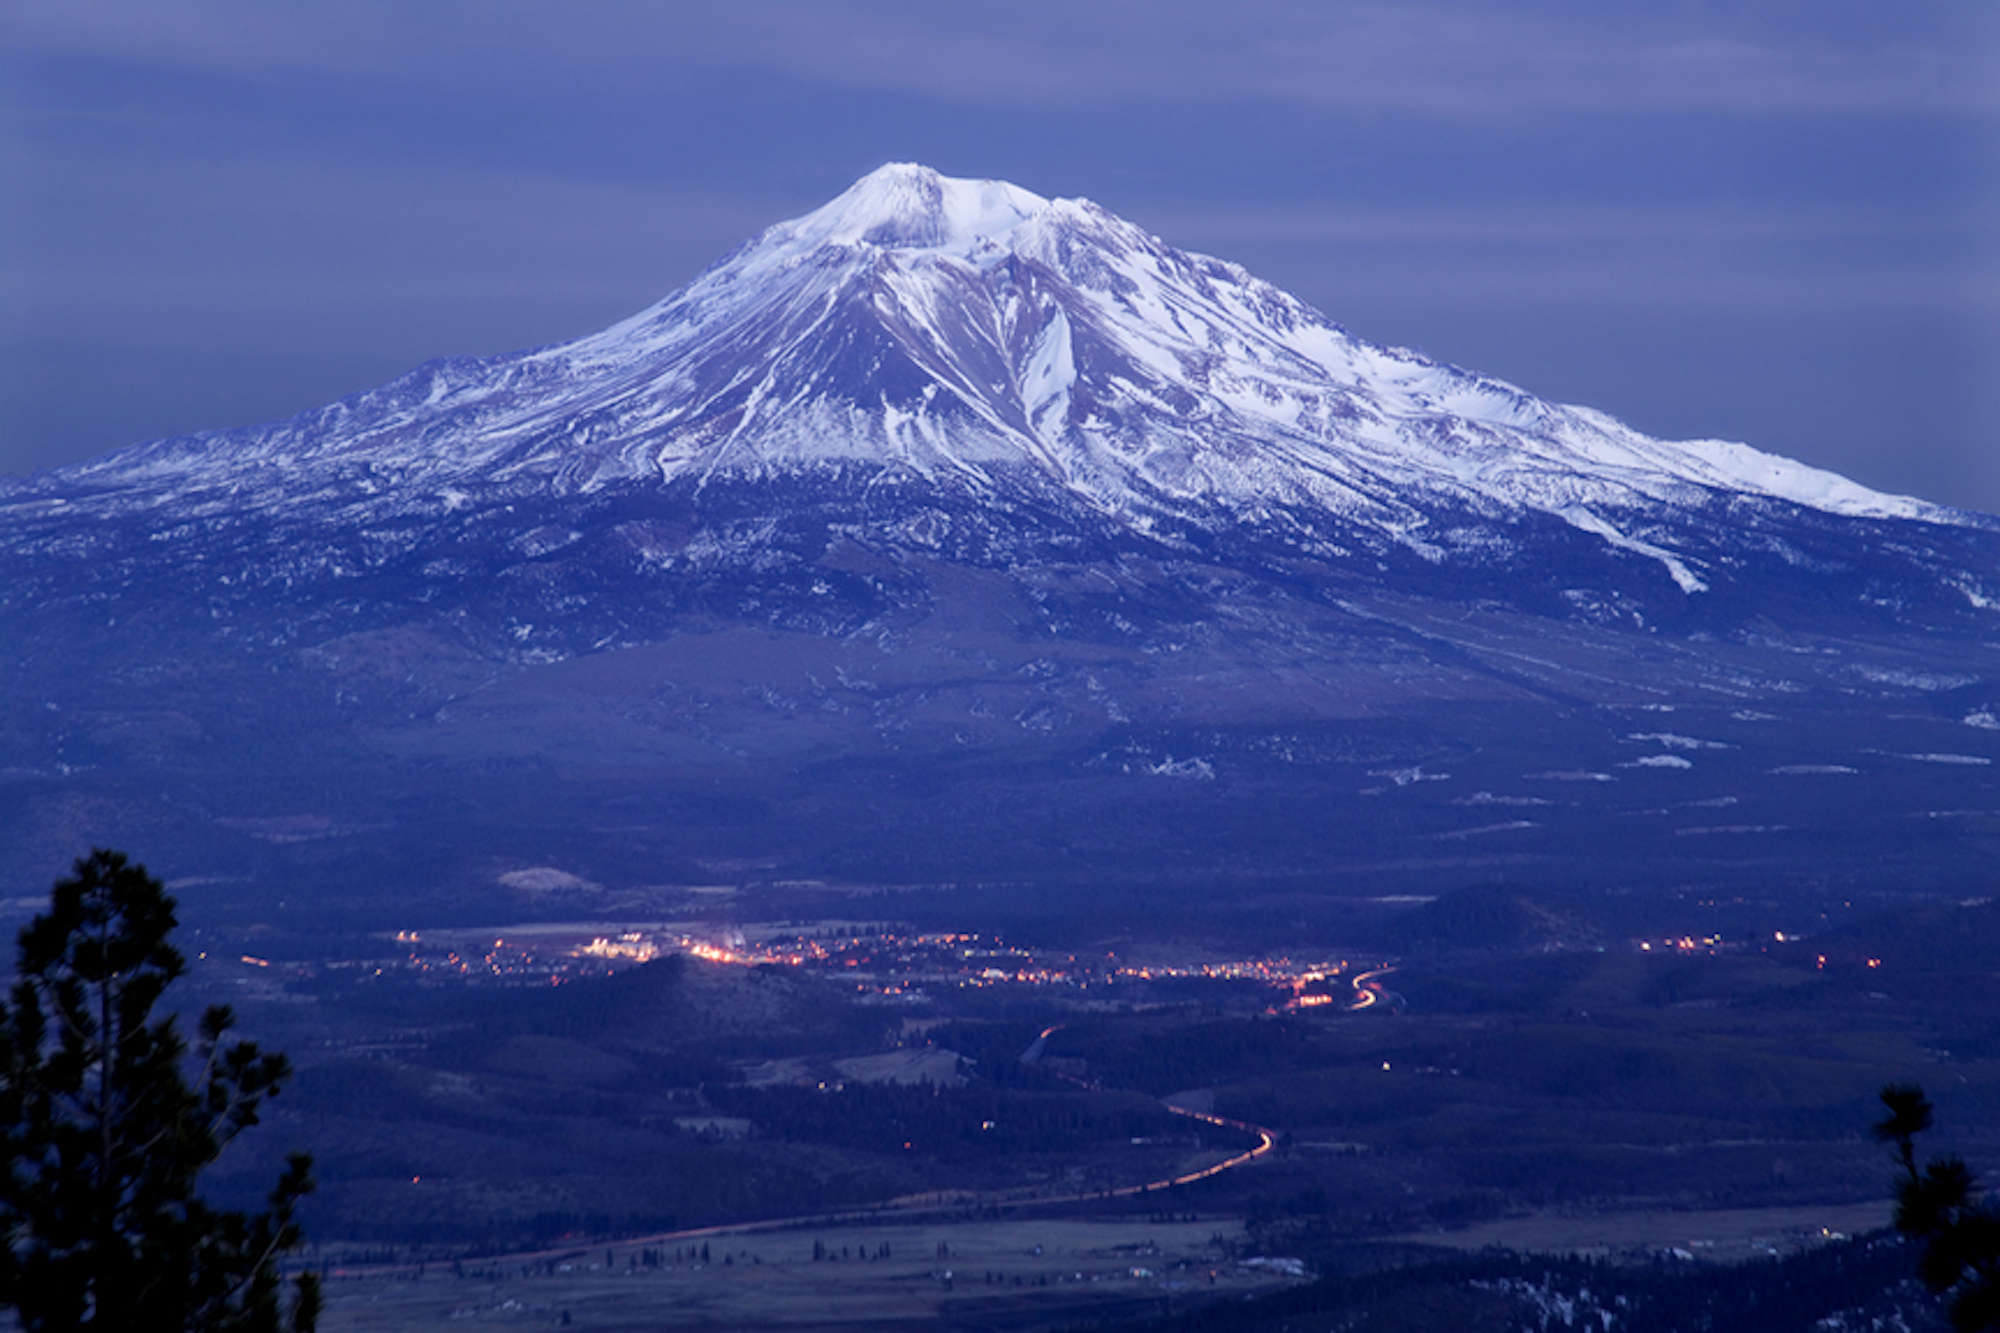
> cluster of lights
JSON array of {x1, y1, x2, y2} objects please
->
[
  {"x1": 364, "y1": 921, "x2": 1398, "y2": 1010},
  {"x1": 1113, "y1": 957, "x2": 1346, "y2": 985},
  {"x1": 570, "y1": 925, "x2": 1384, "y2": 1008},
  {"x1": 1811, "y1": 953, "x2": 1884, "y2": 971},
  {"x1": 1638, "y1": 934, "x2": 1723, "y2": 953},
  {"x1": 365, "y1": 933, "x2": 614, "y2": 987}
]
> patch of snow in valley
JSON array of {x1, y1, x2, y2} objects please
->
[
  {"x1": 497, "y1": 867, "x2": 601, "y2": 894},
  {"x1": 1872, "y1": 751, "x2": 1993, "y2": 766},
  {"x1": 1456, "y1": 791, "x2": 1555, "y2": 807},
  {"x1": 1558, "y1": 506, "x2": 1707, "y2": 594},
  {"x1": 1369, "y1": 765, "x2": 1449, "y2": 787},
  {"x1": 1141, "y1": 756, "x2": 1215, "y2": 780},
  {"x1": 1853, "y1": 665, "x2": 1979, "y2": 691},
  {"x1": 1626, "y1": 732, "x2": 1729, "y2": 750},
  {"x1": 1676, "y1": 824, "x2": 1792, "y2": 836},
  {"x1": 1434, "y1": 820, "x2": 1540, "y2": 840},
  {"x1": 1951, "y1": 577, "x2": 1997, "y2": 609},
  {"x1": 1622, "y1": 754, "x2": 1694, "y2": 769}
]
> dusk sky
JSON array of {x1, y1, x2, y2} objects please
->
[{"x1": 6, "y1": 2, "x2": 1997, "y2": 511}]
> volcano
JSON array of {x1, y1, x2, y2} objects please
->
[{"x1": 3, "y1": 164, "x2": 1996, "y2": 924}]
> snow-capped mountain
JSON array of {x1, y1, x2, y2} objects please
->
[
  {"x1": 3, "y1": 164, "x2": 1996, "y2": 919},
  {"x1": 19, "y1": 164, "x2": 1984, "y2": 600}
]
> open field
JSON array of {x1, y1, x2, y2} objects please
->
[
  {"x1": 1381, "y1": 1198, "x2": 1894, "y2": 1262},
  {"x1": 319, "y1": 1216, "x2": 1301, "y2": 1331}
]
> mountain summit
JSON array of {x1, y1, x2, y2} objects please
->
[
  {"x1": 3, "y1": 164, "x2": 1996, "y2": 915},
  {"x1": 779, "y1": 161, "x2": 1050, "y2": 250}
]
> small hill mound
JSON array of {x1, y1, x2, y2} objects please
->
[{"x1": 1382, "y1": 884, "x2": 1593, "y2": 953}]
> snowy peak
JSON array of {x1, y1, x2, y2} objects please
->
[{"x1": 775, "y1": 162, "x2": 1051, "y2": 254}]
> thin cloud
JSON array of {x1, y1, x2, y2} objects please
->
[
  {"x1": 1134, "y1": 201, "x2": 1994, "y2": 249},
  {"x1": 11, "y1": 0, "x2": 1997, "y2": 117},
  {"x1": 11, "y1": 152, "x2": 777, "y2": 341}
]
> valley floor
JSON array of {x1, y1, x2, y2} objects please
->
[{"x1": 317, "y1": 1216, "x2": 1293, "y2": 1331}]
